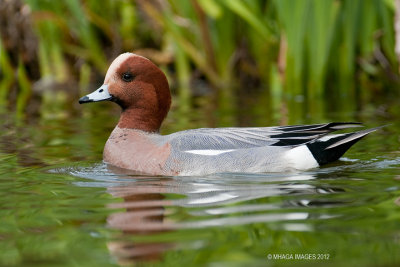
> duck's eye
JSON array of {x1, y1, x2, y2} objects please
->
[{"x1": 122, "y1": 72, "x2": 134, "y2": 82}]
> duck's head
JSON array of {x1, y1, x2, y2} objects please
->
[{"x1": 79, "y1": 53, "x2": 171, "y2": 132}]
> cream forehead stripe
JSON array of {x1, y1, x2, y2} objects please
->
[
  {"x1": 104, "y1": 53, "x2": 151, "y2": 83},
  {"x1": 104, "y1": 53, "x2": 133, "y2": 83}
]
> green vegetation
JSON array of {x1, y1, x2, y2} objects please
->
[
  {"x1": 1, "y1": 2, "x2": 400, "y2": 266},
  {"x1": 0, "y1": 0, "x2": 398, "y2": 120}
]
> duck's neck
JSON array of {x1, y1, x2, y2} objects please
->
[{"x1": 117, "y1": 108, "x2": 162, "y2": 133}]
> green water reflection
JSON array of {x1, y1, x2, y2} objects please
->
[{"x1": 0, "y1": 93, "x2": 400, "y2": 266}]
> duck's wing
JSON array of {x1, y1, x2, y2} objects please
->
[{"x1": 166, "y1": 122, "x2": 363, "y2": 151}]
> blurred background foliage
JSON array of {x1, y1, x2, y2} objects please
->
[
  {"x1": 0, "y1": 0, "x2": 399, "y2": 124},
  {"x1": 2, "y1": 2, "x2": 400, "y2": 266}
]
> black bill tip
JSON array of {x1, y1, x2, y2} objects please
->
[{"x1": 79, "y1": 96, "x2": 93, "y2": 104}]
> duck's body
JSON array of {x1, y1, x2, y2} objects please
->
[{"x1": 79, "y1": 53, "x2": 379, "y2": 176}]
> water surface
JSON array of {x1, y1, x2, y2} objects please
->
[{"x1": 1, "y1": 97, "x2": 400, "y2": 266}]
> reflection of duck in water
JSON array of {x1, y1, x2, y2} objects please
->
[
  {"x1": 79, "y1": 53, "x2": 380, "y2": 176},
  {"x1": 71, "y1": 165, "x2": 351, "y2": 264},
  {"x1": 106, "y1": 185, "x2": 173, "y2": 263},
  {"x1": 101, "y1": 166, "x2": 174, "y2": 263}
]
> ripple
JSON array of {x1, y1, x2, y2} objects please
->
[{"x1": 52, "y1": 156, "x2": 400, "y2": 258}]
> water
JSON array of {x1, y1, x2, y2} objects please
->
[{"x1": 1, "y1": 96, "x2": 400, "y2": 266}]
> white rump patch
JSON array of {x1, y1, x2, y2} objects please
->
[
  {"x1": 284, "y1": 145, "x2": 319, "y2": 170},
  {"x1": 184, "y1": 149, "x2": 235, "y2": 156}
]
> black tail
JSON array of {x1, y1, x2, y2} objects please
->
[{"x1": 306, "y1": 126, "x2": 382, "y2": 165}]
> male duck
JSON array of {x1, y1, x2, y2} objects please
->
[{"x1": 79, "y1": 53, "x2": 378, "y2": 176}]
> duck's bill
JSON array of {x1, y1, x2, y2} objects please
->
[{"x1": 79, "y1": 84, "x2": 113, "y2": 104}]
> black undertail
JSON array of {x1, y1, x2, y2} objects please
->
[
  {"x1": 306, "y1": 127, "x2": 382, "y2": 165},
  {"x1": 270, "y1": 122, "x2": 382, "y2": 165}
]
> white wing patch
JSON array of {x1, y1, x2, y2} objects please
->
[{"x1": 184, "y1": 149, "x2": 235, "y2": 156}]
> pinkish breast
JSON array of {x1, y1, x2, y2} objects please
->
[{"x1": 103, "y1": 127, "x2": 174, "y2": 175}]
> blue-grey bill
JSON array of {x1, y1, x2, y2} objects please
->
[{"x1": 79, "y1": 85, "x2": 112, "y2": 104}]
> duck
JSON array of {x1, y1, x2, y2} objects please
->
[{"x1": 79, "y1": 53, "x2": 379, "y2": 176}]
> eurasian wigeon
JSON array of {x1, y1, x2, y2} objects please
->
[{"x1": 79, "y1": 53, "x2": 379, "y2": 176}]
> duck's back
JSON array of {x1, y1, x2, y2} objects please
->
[{"x1": 162, "y1": 123, "x2": 378, "y2": 176}]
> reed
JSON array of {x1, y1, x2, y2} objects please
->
[
  {"x1": 0, "y1": 0, "x2": 398, "y2": 117},
  {"x1": 0, "y1": 41, "x2": 14, "y2": 108}
]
